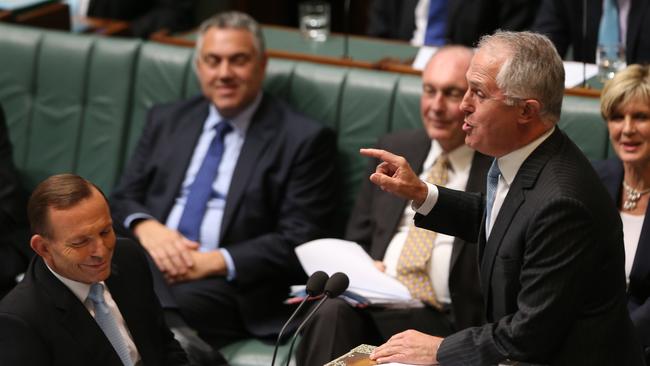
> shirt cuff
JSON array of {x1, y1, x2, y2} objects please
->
[
  {"x1": 220, "y1": 248, "x2": 236, "y2": 281},
  {"x1": 124, "y1": 213, "x2": 155, "y2": 230},
  {"x1": 412, "y1": 182, "x2": 439, "y2": 215}
]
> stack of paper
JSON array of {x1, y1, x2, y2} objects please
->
[{"x1": 295, "y1": 239, "x2": 420, "y2": 307}]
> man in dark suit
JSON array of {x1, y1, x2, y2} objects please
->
[
  {"x1": 109, "y1": 11, "x2": 337, "y2": 351},
  {"x1": 0, "y1": 104, "x2": 31, "y2": 299},
  {"x1": 0, "y1": 174, "x2": 188, "y2": 365},
  {"x1": 79, "y1": 0, "x2": 195, "y2": 38},
  {"x1": 363, "y1": 31, "x2": 644, "y2": 365},
  {"x1": 533, "y1": 0, "x2": 650, "y2": 64},
  {"x1": 296, "y1": 46, "x2": 489, "y2": 366},
  {"x1": 367, "y1": 0, "x2": 540, "y2": 47}
]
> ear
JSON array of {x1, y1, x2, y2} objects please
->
[
  {"x1": 517, "y1": 99, "x2": 542, "y2": 125},
  {"x1": 31, "y1": 234, "x2": 52, "y2": 261}
]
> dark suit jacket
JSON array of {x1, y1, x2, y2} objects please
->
[
  {"x1": 87, "y1": 0, "x2": 194, "y2": 38},
  {"x1": 367, "y1": 0, "x2": 540, "y2": 47},
  {"x1": 415, "y1": 129, "x2": 644, "y2": 365},
  {"x1": 0, "y1": 105, "x2": 30, "y2": 298},
  {"x1": 0, "y1": 238, "x2": 188, "y2": 366},
  {"x1": 346, "y1": 129, "x2": 489, "y2": 330},
  {"x1": 533, "y1": 0, "x2": 650, "y2": 64},
  {"x1": 594, "y1": 158, "x2": 650, "y2": 356},
  {"x1": 110, "y1": 93, "x2": 337, "y2": 336}
]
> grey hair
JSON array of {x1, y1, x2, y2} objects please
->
[
  {"x1": 194, "y1": 11, "x2": 266, "y2": 63},
  {"x1": 478, "y1": 31, "x2": 565, "y2": 124}
]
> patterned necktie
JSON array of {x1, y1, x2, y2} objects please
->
[
  {"x1": 87, "y1": 283, "x2": 132, "y2": 366},
  {"x1": 396, "y1": 154, "x2": 449, "y2": 308},
  {"x1": 485, "y1": 159, "x2": 501, "y2": 236},
  {"x1": 177, "y1": 121, "x2": 233, "y2": 242},
  {"x1": 598, "y1": 0, "x2": 620, "y2": 59}
]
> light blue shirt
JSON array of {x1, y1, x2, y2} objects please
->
[{"x1": 125, "y1": 93, "x2": 262, "y2": 280}]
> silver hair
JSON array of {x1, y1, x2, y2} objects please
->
[
  {"x1": 478, "y1": 31, "x2": 565, "y2": 123},
  {"x1": 194, "y1": 11, "x2": 266, "y2": 63}
]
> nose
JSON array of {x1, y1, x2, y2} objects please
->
[
  {"x1": 430, "y1": 92, "x2": 446, "y2": 113},
  {"x1": 460, "y1": 89, "x2": 473, "y2": 113},
  {"x1": 622, "y1": 115, "x2": 636, "y2": 136},
  {"x1": 218, "y1": 60, "x2": 234, "y2": 78}
]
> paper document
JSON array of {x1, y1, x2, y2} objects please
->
[
  {"x1": 295, "y1": 239, "x2": 416, "y2": 305},
  {"x1": 563, "y1": 61, "x2": 598, "y2": 88}
]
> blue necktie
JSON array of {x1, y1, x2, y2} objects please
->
[
  {"x1": 485, "y1": 159, "x2": 501, "y2": 234},
  {"x1": 87, "y1": 283, "x2": 132, "y2": 366},
  {"x1": 177, "y1": 121, "x2": 232, "y2": 242},
  {"x1": 424, "y1": 0, "x2": 447, "y2": 46},
  {"x1": 598, "y1": 0, "x2": 620, "y2": 58}
]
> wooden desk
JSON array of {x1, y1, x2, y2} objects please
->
[
  {"x1": 151, "y1": 24, "x2": 421, "y2": 75},
  {"x1": 0, "y1": 1, "x2": 69, "y2": 30}
]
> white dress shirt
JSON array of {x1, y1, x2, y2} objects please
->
[{"x1": 384, "y1": 141, "x2": 474, "y2": 305}]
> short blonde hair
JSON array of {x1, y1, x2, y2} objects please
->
[{"x1": 601, "y1": 64, "x2": 650, "y2": 120}]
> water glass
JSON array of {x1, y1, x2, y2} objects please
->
[
  {"x1": 299, "y1": 1, "x2": 330, "y2": 42},
  {"x1": 596, "y1": 43, "x2": 626, "y2": 81}
]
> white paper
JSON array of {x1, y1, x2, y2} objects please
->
[
  {"x1": 411, "y1": 46, "x2": 438, "y2": 70},
  {"x1": 563, "y1": 61, "x2": 598, "y2": 88},
  {"x1": 295, "y1": 238, "x2": 412, "y2": 302}
]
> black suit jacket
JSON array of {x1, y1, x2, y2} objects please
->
[
  {"x1": 346, "y1": 129, "x2": 489, "y2": 330},
  {"x1": 416, "y1": 129, "x2": 644, "y2": 365},
  {"x1": 87, "y1": 0, "x2": 194, "y2": 38},
  {"x1": 594, "y1": 158, "x2": 650, "y2": 355},
  {"x1": 533, "y1": 0, "x2": 650, "y2": 64},
  {"x1": 367, "y1": 0, "x2": 540, "y2": 47},
  {"x1": 110, "y1": 93, "x2": 337, "y2": 336},
  {"x1": 0, "y1": 105, "x2": 30, "y2": 298},
  {"x1": 0, "y1": 238, "x2": 188, "y2": 366}
]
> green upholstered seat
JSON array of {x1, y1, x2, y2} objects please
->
[{"x1": 0, "y1": 22, "x2": 612, "y2": 366}]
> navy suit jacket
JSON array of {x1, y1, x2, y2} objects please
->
[
  {"x1": 594, "y1": 158, "x2": 650, "y2": 355},
  {"x1": 110, "y1": 93, "x2": 337, "y2": 336},
  {"x1": 346, "y1": 129, "x2": 489, "y2": 330},
  {"x1": 533, "y1": 0, "x2": 650, "y2": 64},
  {"x1": 0, "y1": 105, "x2": 30, "y2": 298},
  {"x1": 415, "y1": 129, "x2": 644, "y2": 365},
  {"x1": 0, "y1": 238, "x2": 188, "y2": 366}
]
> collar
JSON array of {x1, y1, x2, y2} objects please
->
[
  {"x1": 206, "y1": 92, "x2": 263, "y2": 135},
  {"x1": 496, "y1": 126, "x2": 555, "y2": 186},
  {"x1": 46, "y1": 263, "x2": 99, "y2": 304},
  {"x1": 428, "y1": 140, "x2": 475, "y2": 172}
]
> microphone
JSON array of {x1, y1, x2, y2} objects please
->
[
  {"x1": 270, "y1": 271, "x2": 329, "y2": 366},
  {"x1": 284, "y1": 272, "x2": 350, "y2": 366},
  {"x1": 343, "y1": 0, "x2": 351, "y2": 59}
]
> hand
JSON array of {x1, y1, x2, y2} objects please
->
[
  {"x1": 360, "y1": 148, "x2": 429, "y2": 206},
  {"x1": 374, "y1": 261, "x2": 386, "y2": 272},
  {"x1": 370, "y1": 329, "x2": 442, "y2": 365},
  {"x1": 133, "y1": 219, "x2": 199, "y2": 277},
  {"x1": 168, "y1": 250, "x2": 228, "y2": 283}
]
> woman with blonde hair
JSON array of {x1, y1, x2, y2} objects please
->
[{"x1": 596, "y1": 64, "x2": 650, "y2": 361}]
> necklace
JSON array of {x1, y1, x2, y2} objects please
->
[{"x1": 622, "y1": 181, "x2": 650, "y2": 211}]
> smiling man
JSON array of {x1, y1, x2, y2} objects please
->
[
  {"x1": 0, "y1": 174, "x2": 188, "y2": 366},
  {"x1": 109, "y1": 10, "x2": 337, "y2": 358}
]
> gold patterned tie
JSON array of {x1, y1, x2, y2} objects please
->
[{"x1": 396, "y1": 154, "x2": 449, "y2": 309}]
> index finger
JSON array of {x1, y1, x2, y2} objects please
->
[{"x1": 360, "y1": 148, "x2": 404, "y2": 166}]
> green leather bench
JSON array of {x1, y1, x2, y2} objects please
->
[{"x1": 0, "y1": 23, "x2": 610, "y2": 366}]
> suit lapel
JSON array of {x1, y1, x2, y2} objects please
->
[
  {"x1": 479, "y1": 129, "x2": 562, "y2": 300},
  {"x1": 162, "y1": 99, "x2": 210, "y2": 219},
  {"x1": 374, "y1": 132, "x2": 431, "y2": 258},
  {"x1": 33, "y1": 258, "x2": 122, "y2": 364},
  {"x1": 220, "y1": 95, "x2": 275, "y2": 241}
]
